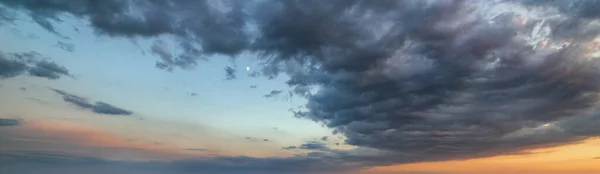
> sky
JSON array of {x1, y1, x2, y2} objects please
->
[{"x1": 0, "y1": 0, "x2": 600, "y2": 174}]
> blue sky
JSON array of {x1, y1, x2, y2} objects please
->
[{"x1": 0, "y1": 10, "x2": 339, "y2": 159}]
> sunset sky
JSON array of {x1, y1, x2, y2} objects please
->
[{"x1": 1, "y1": 0, "x2": 600, "y2": 174}]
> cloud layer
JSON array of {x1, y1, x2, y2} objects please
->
[
  {"x1": 0, "y1": 150, "x2": 357, "y2": 174},
  {"x1": 3, "y1": 0, "x2": 600, "y2": 172}
]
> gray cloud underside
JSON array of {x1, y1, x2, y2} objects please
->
[
  {"x1": 51, "y1": 89, "x2": 132, "y2": 116},
  {"x1": 0, "y1": 51, "x2": 70, "y2": 80},
  {"x1": 0, "y1": 118, "x2": 21, "y2": 126},
  {"x1": 3, "y1": 0, "x2": 600, "y2": 172}
]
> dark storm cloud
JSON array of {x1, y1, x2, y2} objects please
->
[
  {"x1": 54, "y1": 41, "x2": 74, "y2": 52},
  {"x1": 0, "y1": 0, "x2": 249, "y2": 71},
  {"x1": 5, "y1": 0, "x2": 600, "y2": 171},
  {"x1": 264, "y1": 90, "x2": 282, "y2": 98},
  {"x1": 520, "y1": 0, "x2": 600, "y2": 19},
  {"x1": 224, "y1": 66, "x2": 236, "y2": 80},
  {"x1": 247, "y1": 0, "x2": 600, "y2": 164},
  {"x1": 51, "y1": 89, "x2": 132, "y2": 116},
  {"x1": 0, "y1": 51, "x2": 70, "y2": 80},
  {"x1": 0, "y1": 118, "x2": 21, "y2": 126}
]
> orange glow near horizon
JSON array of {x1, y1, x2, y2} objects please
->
[{"x1": 366, "y1": 138, "x2": 600, "y2": 174}]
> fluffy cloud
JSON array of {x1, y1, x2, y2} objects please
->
[
  {"x1": 51, "y1": 89, "x2": 133, "y2": 116},
  {"x1": 3, "y1": 0, "x2": 600, "y2": 172},
  {"x1": 0, "y1": 51, "x2": 70, "y2": 80}
]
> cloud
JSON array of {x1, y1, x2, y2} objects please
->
[
  {"x1": 225, "y1": 66, "x2": 236, "y2": 80},
  {"x1": 54, "y1": 41, "x2": 74, "y2": 52},
  {"x1": 520, "y1": 0, "x2": 600, "y2": 19},
  {"x1": 5, "y1": 0, "x2": 600, "y2": 171},
  {"x1": 257, "y1": 0, "x2": 600, "y2": 165},
  {"x1": 0, "y1": 53, "x2": 27, "y2": 78},
  {"x1": 282, "y1": 146, "x2": 297, "y2": 150},
  {"x1": 595, "y1": 157, "x2": 600, "y2": 160},
  {"x1": 264, "y1": 90, "x2": 282, "y2": 98},
  {"x1": 299, "y1": 141, "x2": 330, "y2": 151},
  {"x1": 250, "y1": 85, "x2": 257, "y2": 89},
  {"x1": 248, "y1": 71, "x2": 261, "y2": 78},
  {"x1": 28, "y1": 61, "x2": 71, "y2": 79},
  {"x1": 51, "y1": 89, "x2": 133, "y2": 116},
  {"x1": 151, "y1": 40, "x2": 200, "y2": 71},
  {"x1": 321, "y1": 136, "x2": 328, "y2": 141},
  {"x1": 0, "y1": 6, "x2": 17, "y2": 25},
  {"x1": 0, "y1": 0, "x2": 249, "y2": 71},
  {"x1": 0, "y1": 118, "x2": 21, "y2": 126},
  {"x1": 0, "y1": 51, "x2": 70, "y2": 80}
]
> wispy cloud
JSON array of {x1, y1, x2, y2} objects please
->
[
  {"x1": 263, "y1": 90, "x2": 282, "y2": 98},
  {"x1": 51, "y1": 89, "x2": 132, "y2": 116}
]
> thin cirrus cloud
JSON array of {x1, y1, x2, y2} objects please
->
[
  {"x1": 2, "y1": 0, "x2": 600, "y2": 173},
  {"x1": 51, "y1": 89, "x2": 133, "y2": 116}
]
